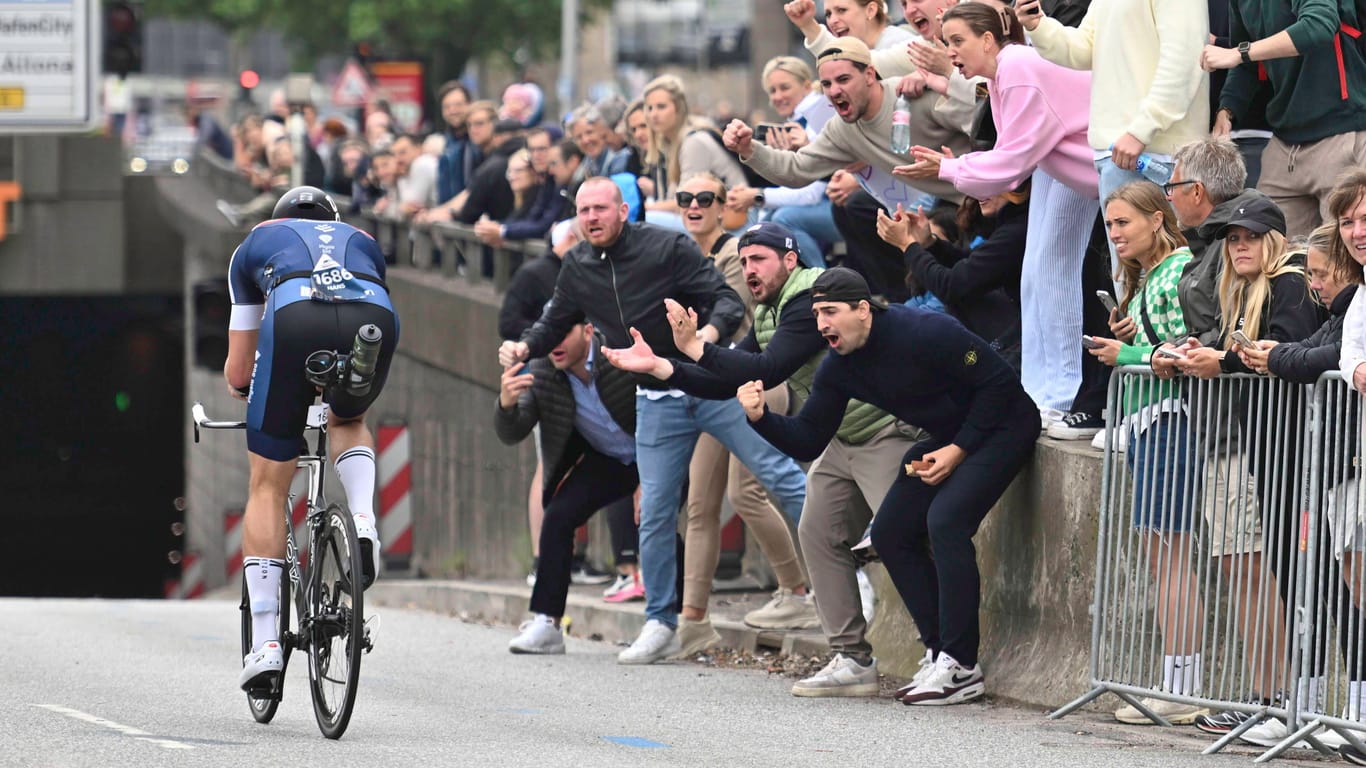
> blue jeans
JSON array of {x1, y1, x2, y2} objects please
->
[
  {"x1": 635, "y1": 394, "x2": 808, "y2": 627},
  {"x1": 771, "y1": 200, "x2": 841, "y2": 269}
]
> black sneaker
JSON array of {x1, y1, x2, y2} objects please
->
[
  {"x1": 1343, "y1": 742, "x2": 1366, "y2": 766},
  {"x1": 1046, "y1": 411, "x2": 1103, "y2": 440},
  {"x1": 570, "y1": 561, "x2": 613, "y2": 585},
  {"x1": 1194, "y1": 708, "x2": 1254, "y2": 735}
]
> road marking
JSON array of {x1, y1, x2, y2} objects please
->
[
  {"x1": 603, "y1": 736, "x2": 669, "y2": 748},
  {"x1": 32, "y1": 704, "x2": 194, "y2": 750}
]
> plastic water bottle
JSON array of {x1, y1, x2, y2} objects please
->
[
  {"x1": 890, "y1": 94, "x2": 912, "y2": 155},
  {"x1": 347, "y1": 324, "x2": 383, "y2": 397},
  {"x1": 1134, "y1": 154, "x2": 1172, "y2": 186}
]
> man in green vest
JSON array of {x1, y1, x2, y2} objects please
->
[{"x1": 603, "y1": 222, "x2": 930, "y2": 698}]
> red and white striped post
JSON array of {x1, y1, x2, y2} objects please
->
[
  {"x1": 224, "y1": 508, "x2": 244, "y2": 582},
  {"x1": 378, "y1": 421, "x2": 412, "y2": 573}
]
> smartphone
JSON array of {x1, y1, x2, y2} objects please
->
[
  {"x1": 1096, "y1": 290, "x2": 1119, "y2": 314},
  {"x1": 1230, "y1": 330, "x2": 1255, "y2": 348},
  {"x1": 1155, "y1": 347, "x2": 1188, "y2": 361},
  {"x1": 1016, "y1": 0, "x2": 1042, "y2": 16},
  {"x1": 1081, "y1": 335, "x2": 1104, "y2": 350},
  {"x1": 754, "y1": 123, "x2": 784, "y2": 143},
  {"x1": 517, "y1": 363, "x2": 532, "y2": 376}
]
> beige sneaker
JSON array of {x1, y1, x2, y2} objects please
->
[
  {"x1": 791, "y1": 654, "x2": 879, "y2": 697},
  {"x1": 671, "y1": 617, "x2": 722, "y2": 659},
  {"x1": 1114, "y1": 696, "x2": 1209, "y2": 725},
  {"x1": 743, "y1": 588, "x2": 820, "y2": 630}
]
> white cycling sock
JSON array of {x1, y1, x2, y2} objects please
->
[
  {"x1": 1161, "y1": 653, "x2": 1201, "y2": 697},
  {"x1": 244, "y1": 557, "x2": 284, "y2": 650},
  {"x1": 335, "y1": 446, "x2": 377, "y2": 534}
]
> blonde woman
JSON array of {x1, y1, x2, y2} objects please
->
[
  {"x1": 784, "y1": 0, "x2": 914, "y2": 53},
  {"x1": 726, "y1": 56, "x2": 839, "y2": 268},
  {"x1": 640, "y1": 75, "x2": 748, "y2": 232},
  {"x1": 1085, "y1": 181, "x2": 1208, "y2": 724}
]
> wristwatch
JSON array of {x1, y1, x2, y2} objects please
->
[
  {"x1": 753, "y1": 191, "x2": 766, "y2": 207},
  {"x1": 1238, "y1": 41, "x2": 1252, "y2": 65}
]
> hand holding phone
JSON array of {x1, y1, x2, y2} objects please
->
[
  {"x1": 1155, "y1": 347, "x2": 1188, "y2": 361},
  {"x1": 755, "y1": 123, "x2": 784, "y2": 144},
  {"x1": 1081, "y1": 335, "x2": 1104, "y2": 350},
  {"x1": 1230, "y1": 330, "x2": 1255, "y2": 348}
]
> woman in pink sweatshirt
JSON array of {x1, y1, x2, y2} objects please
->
[{"x1": 896, "y1": 3, "x2": 1104, "y2": 439}]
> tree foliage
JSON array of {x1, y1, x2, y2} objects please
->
[{"x1": 145, "y1": 0, "x2": 610, "y2": 86}]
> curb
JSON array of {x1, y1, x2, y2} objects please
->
[{"x1": 366, "y1": 579, "x2": 830, "y2": 657}]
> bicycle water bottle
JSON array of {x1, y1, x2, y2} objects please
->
[
  {"x1": 890, "y1": 94, "x2": 912, "y2": 155},
  {"x1": 347, "y1": 324, "x2": 383, "y2": 397},
  {"x1": 1134, "y1": 154, "x2": 1172, "y2": 186}
]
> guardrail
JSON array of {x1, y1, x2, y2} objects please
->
[{"x1": 1050, "y1": 367, "x2": 1366, "y2": 761}]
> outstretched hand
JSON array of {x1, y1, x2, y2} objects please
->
[{"x1": 601, "y1": 327, "x2": 674, "y2": 380}]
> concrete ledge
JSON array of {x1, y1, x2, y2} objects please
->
[{"x1": 366, "y1": 578, "x2": 829, "y2": 659}]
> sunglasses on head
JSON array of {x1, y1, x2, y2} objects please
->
[{"x1": 676, "y1": 191, "x2": 721, "y2": 208}]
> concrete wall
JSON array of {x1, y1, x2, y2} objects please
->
[{"x1": 0, "y1": 134, "x2": 183, "y2": 297}]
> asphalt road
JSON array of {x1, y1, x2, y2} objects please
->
[{"x1": 1, "y1": 598, "x2": 1329, "y2": 767}]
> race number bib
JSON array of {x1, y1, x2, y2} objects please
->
[{"x1": 310, "y1": 253, "x2": 373, "y2": 302}]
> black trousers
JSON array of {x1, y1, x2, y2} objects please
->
[
  {"x1": 530, "y1": 449, "x2": 639, "y2": 618},
  {"x1": 869, "y1": 402, "x2": 1040, "y2": 667},
  {"x1": 1072, "y1": 211, "x2": 1113, "y2": 417},
  {"x1": 832, "y1": 191, "x2": 914, "y2": 303}
]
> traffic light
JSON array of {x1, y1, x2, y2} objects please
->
[
  {"x1": 192, "y1": 279, "x2": 231, "y2": 370},
  {"x1": 238, "y1": 69, "x2": 260, "y2": 103},
  {"x1": 103, "y1": 2, "x2": 142, "y2": 77}
]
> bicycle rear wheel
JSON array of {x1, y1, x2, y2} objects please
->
[
  {"x1": 239, "y1": 567, "x2": 290, "y2": 723},
  {"x1": 306, "y1": 503, "x2": 364, "y2": 739}
]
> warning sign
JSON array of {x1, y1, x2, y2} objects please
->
[{"x1": 331, "y1": 59, "x2": 372, "y2": 108}]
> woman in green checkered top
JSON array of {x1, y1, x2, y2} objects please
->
[{"x1": 1086, "y1": 181, "x2": 1208, "y2": 724}]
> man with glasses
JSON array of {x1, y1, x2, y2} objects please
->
[
  {"x1": 499, "y1": 177, "x2": 809, "y2": 665},
  {"x1": 1163, "y1": 137, "x2": 1257, "y2": 348}
]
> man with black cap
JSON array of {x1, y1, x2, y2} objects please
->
[
  {"x1": 605, "y1": 222, "x2": 931, "y2": 698},
  {"x1": 738, "y1": 266, "x2": 1039, "y2": 705}
]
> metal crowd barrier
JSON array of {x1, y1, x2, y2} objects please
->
[
  {"x1": 342, "y1": 209, "x2": 547, "y2": 293},
  {"x1": 1049, "y1": 367, "x2": 1366, "y2": 762}
]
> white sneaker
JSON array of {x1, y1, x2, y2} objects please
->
[
  {"x1": 1040, "y1": 407, "x2": 1066, "y2": 429},
  {"x1": 1091, "y1": 428, "x2": 1128, "y2": 452},
  {"x1": 894, "y1": 649, "x2": 937, "y2": 700},
  {"x1": 352, "y1": 513, "x2": 381, "y2": 589},
  {"x1": 791, "y1": 653, "x2": 879, "y2": 697},
  {"x1": 617, "y1": 619, "x2": 681, "y2": 665},
  {"x1": 239, "y1": 641, "x2": 284, "y2": 690},
  {"x1": 857, "y1": 568, "x2": 876, "y2": 624},
  {"x1": 900, "y1": 652, "x2": 985, "y2": 706},
  {"x1": 1239, "y1": 718, "x2": 1309, "y2": 748},
  {"x1": 743, "y1": 588, "x2": 820, "y2": 630},
  {"x1": 508, "y1": 614, "x2": 565, "y2": 654}
]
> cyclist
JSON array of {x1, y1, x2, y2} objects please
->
[{"x1": 225, "y1": 185, "x2": 399, "y2": 691}]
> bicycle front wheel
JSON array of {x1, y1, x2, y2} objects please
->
[{"x1": 306, "y1": 503, "x2": 364, "y2": 739}]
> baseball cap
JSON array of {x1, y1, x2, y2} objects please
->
[
  {"x1": 810, "y1": 266, "x2": 887, "y2": 310},
  {"x1": 738, "y1": 221, "x2": 804, "y2": 265},
  {"x1": 816, "y1": 37, "x2": 873, "y2": 69},
  {"x1": 1215, "y1": 196, "x2": 1287, "y2": 238}
]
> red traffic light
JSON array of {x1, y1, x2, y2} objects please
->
[{"x1": 239, "y1": 70, "x2": 261, "y2": 90}]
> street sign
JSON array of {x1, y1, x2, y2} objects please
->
[
  {"x1": 331, "y1": 59, "x2": 372, "y2": 108},
  {"x1": 0, "y1": 0, "x2": 101, "y2": 134}
]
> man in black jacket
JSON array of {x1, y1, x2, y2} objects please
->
[
  {"x1": 499, "y1": 178, "x2": 809, "y2": 665},
  {"x1": 496, "y1": 323, "x2": 641, "y2": 654}
]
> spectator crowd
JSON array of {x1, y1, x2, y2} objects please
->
[{"x1": 211, "y1": 0, "x2": 1366, "y2": 756}]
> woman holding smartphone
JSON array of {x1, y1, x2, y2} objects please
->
[
  {"x1": 894, "y1": 3, "x2": 1105, "y2": 440},
  {"x1": 1084, "y1": 182, "x2": 1210, "y2": 725}
]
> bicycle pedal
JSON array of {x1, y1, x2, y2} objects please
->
[{"x1": 363, "y1": 614, "x2": 380, "y2": 653}]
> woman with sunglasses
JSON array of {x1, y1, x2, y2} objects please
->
[{"x1": 894, "y1": 3, "x2": 1106, "y2": 439}]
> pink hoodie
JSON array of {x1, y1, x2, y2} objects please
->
[{"x1": 938, "y1": 44, "x2": 1098, "y2": 201}]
